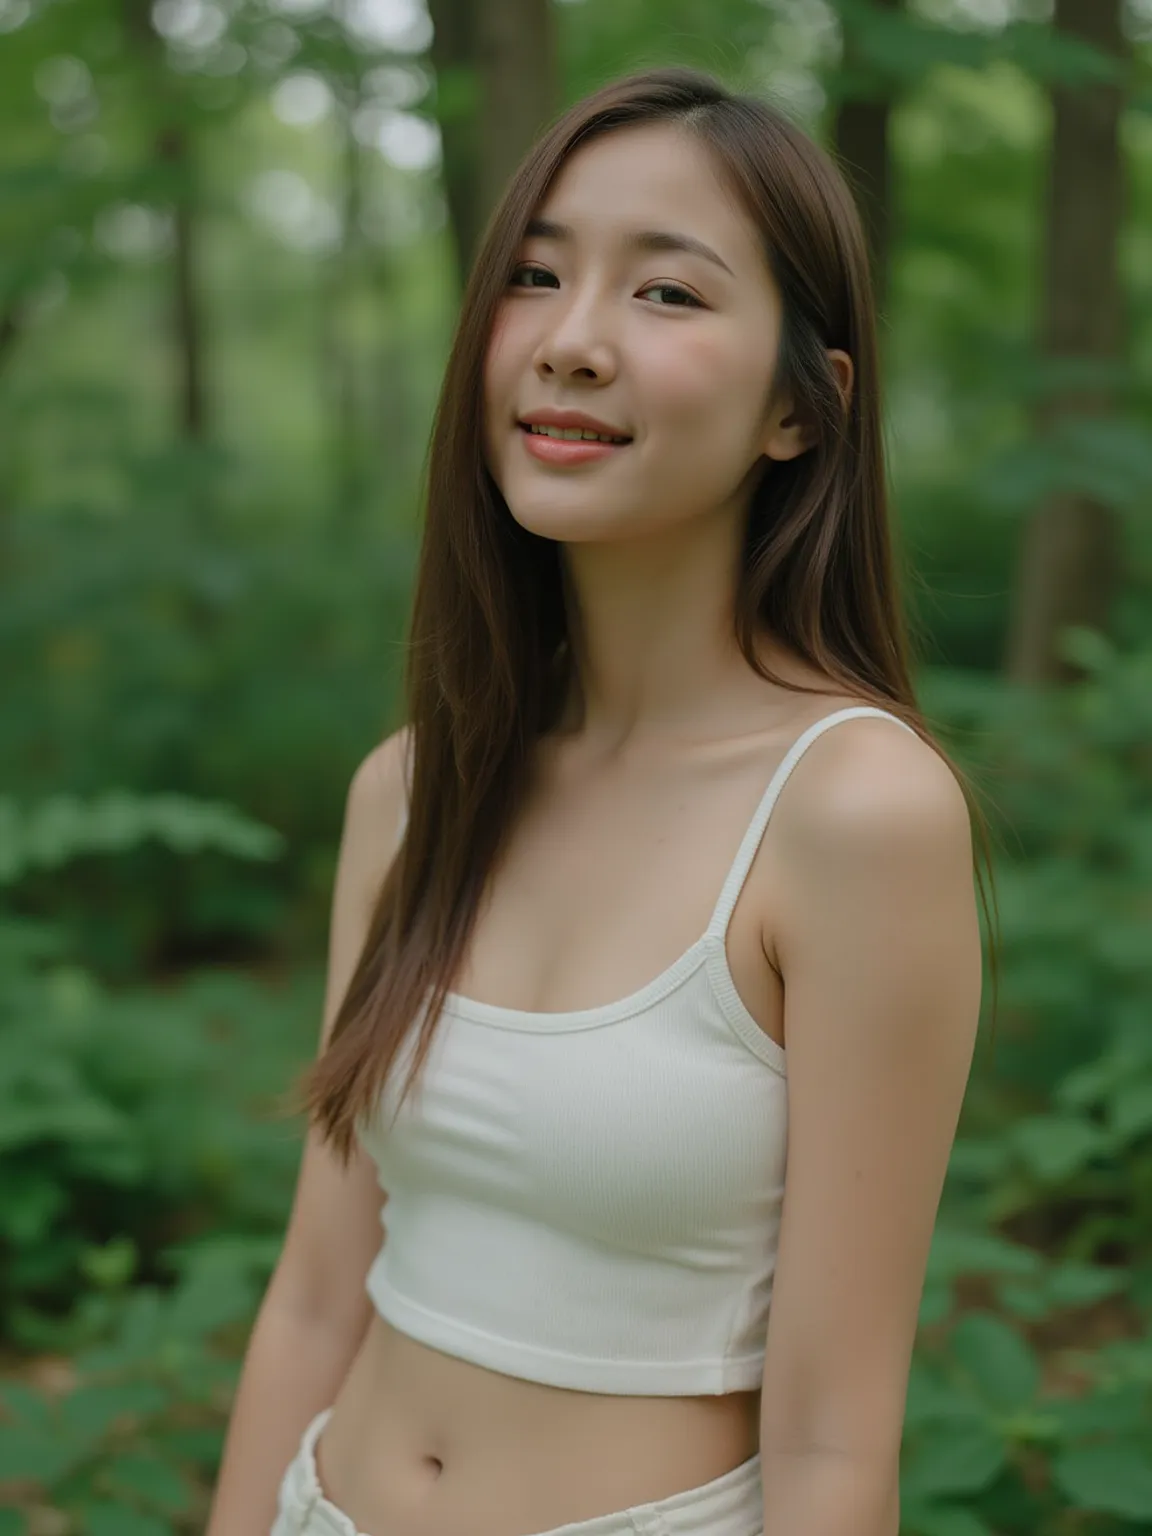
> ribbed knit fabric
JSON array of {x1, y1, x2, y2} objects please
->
[{"x1": 356, "y1": 706, "x2": 916, "y2": 1396}]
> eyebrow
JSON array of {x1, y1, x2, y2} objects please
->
[{"x1": 523, "y1": 217, "x2": 735, "y2": 278}]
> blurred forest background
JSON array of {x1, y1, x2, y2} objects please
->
[{"x1": 2, "y1": 0, "x2": 1152, "y2": 1532}]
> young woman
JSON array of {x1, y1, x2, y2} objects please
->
[{"x1": 206, "y1": 66, "x2": 991, "y2": 1536}]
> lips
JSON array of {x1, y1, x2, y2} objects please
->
[
  {"x1": 518, "y1": 425, "x2": 630, "y2": 467},
  {"x1": 518, "y1": 411, "x2": 633, "y2": 441}
]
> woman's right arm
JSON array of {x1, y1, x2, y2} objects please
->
[{"x1": 204, "y1": 727, "x2": 411, "y2": 1536}]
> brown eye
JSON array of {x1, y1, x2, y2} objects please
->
[
  {"x1": 509, "y1": 263, "x2": 557, "y2": 289},
  {"x1": 640, "y1": 283, "x2": 703, "y2": 308}
]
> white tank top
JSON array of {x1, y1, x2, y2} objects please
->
[{"x1": 356, "y1": 705, "x2": 917, "y2": 1396}]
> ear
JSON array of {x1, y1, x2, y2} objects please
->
[{"x1": 761, "y1": 349, "x2": 855, "y2": 463}]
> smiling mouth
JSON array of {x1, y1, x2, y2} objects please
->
[{"x1": 518, "y1": 423, "x2": 633, "y2": 446}]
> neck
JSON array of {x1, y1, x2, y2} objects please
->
[{"x1": 556, "y1": 510, "x2": 791, "y2": 753}]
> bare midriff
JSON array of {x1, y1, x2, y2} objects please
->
[{"x1": 315, "y1": 1314, "x2": 761, "y2": 1536}]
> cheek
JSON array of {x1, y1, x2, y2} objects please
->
[
  {"x1": 485, "y1": 325, "x2": 534, "y2": 418},
  {"x1": 482, "y1": 325, "x2": 516, "y2": 460},
  {"x1": 482, "y1": 328, "x2": 506, "y2": 412},
  {"x1": 648, "y1": 333, "x2": 771, "y2": 446}
]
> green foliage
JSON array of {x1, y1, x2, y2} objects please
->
[
  {"x1": 0, "y1": 498, "x2": 412, "y2": 973},
  {"x1": 831, "y1": 0, "x2": 1124, "y2": 98},
  {"x1": 0, "y1": 913, "x2": 319, "y2": 1337},
  {"x1": 900, "y1": 1318, "x2": 1152, "y2": 1531},
  {"x1": 0, "y1": 792, "x2": 283, "y2": 886},
  {"x1": 896, "y1": 642, "x2": 1152, "y2": 1535},
  {"x1": 0, "y1": 804, "x2": 319, "y2": 1530},
  {"x1": 974, "y1": 415, "x2": 1152, "y2": 522},
  {"x1": 1, "y1": 0, "x2": 1152, "y2": 1532},
  {"x1": 0, "y1": 1242, "x2": 275, "y2": 1535}
]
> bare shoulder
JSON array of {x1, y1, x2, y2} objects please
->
[
  {"x1": 325, "y1": 723, "x2": 413, "y2": 1038},
  {"x1": 767, "y1": 710, "x2": 974, "y2": 968},
  {"x1": 781, "y1": 708, "x2": 970, "y2": 853},
  {"x1": 346, "y1": 722, "x2": 413, "y2": 835}
]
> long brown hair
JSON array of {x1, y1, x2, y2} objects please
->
[{"x1": 303, "y1": 66, "x2": 1001, "y2": 1162}]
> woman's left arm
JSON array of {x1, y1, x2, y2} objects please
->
[{"x1": 757, "y1": 719, "x2": 985, "y2": 1536}]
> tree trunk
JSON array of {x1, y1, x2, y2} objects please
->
[
  {"x1": 0, "y1": 300, "x2": 26, "y2": 374},
  {"x1": 124, "y1": 0, "x2": 207, "y2": 441},
  {"x1": 833, "y1": 0, "x2": 897, "y2": 317},
  {"x1": 322, "y1": 83, "x2": 370, "y2": 525},
  {"x1": 426, "y1": 0, "x2": 481, "y2": 290},
  {"x1": 157, "y1": 126, "x2": 206, "y2": 441},
  {"x1": 1004, "y1": 0, "x2": 1126, "y2": 684},
  {"x1": 474, "y1": 0, "x2": 558, "y2": 239},
  {"x1": 427, "y1": 0, "x2": 558, "y2": 287}
]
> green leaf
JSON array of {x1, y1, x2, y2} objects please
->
[
  {"x1": 0, "y1": 1424, "x2": 80, "y2": 1485},
  {"x1": 1010, "y1": 1115, "x2": 1108, "y2": 1182},
  {"x1": 1042, "y1": 1261, "x2": 1125, "y2": 1310},
  {"x1": 997, "y1": 1281, "x2": 1053, "y2": 1322},
  {"x1": 0, "y1": 1099, "x2": 132, "y2": 1157},
  {"x1": 902, "y1": 1423, "x2": 1008, "y2": 1501},
  {"x1": 949, "y1": 1312, "x2": 1039, "y2": 1411},
  {"x1": 109, "y1": 1288, "x2": 164, "y2": 1360},
  {"x1": 1058, "y1": 626, "x2": 1116, "y2": 676},
  {"x1": 902, "y1": 1501, "x2": 996, "y2": 1536},
  {"x1": 79, "y1": 1235, "x2": 139, "y2": 1290},
  {"x1": 946, "y1": 1137, "x2": 1009, "y2": 1183},
  {"x1": 163, "y1": 1266, "x2": 256, "y2": 1340},
  {"x1": 976, "y1": 415, "x2": 1152, "y2": 515},
  {"x1": 59, "y1": 1384, "x2": 169, "y2": 1445},
  {"x1": 1059, "y1": 1055, "x2": 1126, "y2": 1111},
  {"x1": 1109, "y1": 1080, "x2": 1152, "y2": 1141},
  {"x1": 80, "y1": 1502, "x2": 171, "y2": 1536},
  {"x1": 927, "y1": 1226, "x2": 1041, "y2": 1281},
  {"x1": 1051, "y1": 1444, "x2": 1152, "y2": 1519},
  {"x1": 918, "y1": 1281, "x2": 953, "y2": 1328},
  {"x1": 837, "y1": 0, "x2": 990, "y2": 82},
  {"x1": 1002, "y1": 20, "x2": 1124, "y2": 86},
  {"x1": 904, "y1": 1368, "x2": 986, "y2": 1429},
  {"x1": 104, "y1": 1453, "x2": 191, "y2": 1515},
  {"x1": 0, "y1": 1509, "x2": 28, "y2": 1536},
  {"x1": 0, "y1": 1383, "x2": 54, "y2": 1431},
  {"x1": 0, "y1": 791, "x2": 283, "y2": 887},
  {"x1": 155, "y1": 1425, "x2": 224, "y2": 1467},
  {"x1": 1053, "y1": 1384, "x2": 1151, "y2": 1441}
]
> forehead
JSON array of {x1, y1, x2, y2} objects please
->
[{"x1": 533, "y1": 122, "x2": 765, "y2": 274}]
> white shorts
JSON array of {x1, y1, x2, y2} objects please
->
[{"x1": 272, "y1": 1408, "x2": 764, "y2": 1536}]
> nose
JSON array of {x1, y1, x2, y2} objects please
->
[{"x1": 532, "y1": 287, "x2": 618, "y2": 384}]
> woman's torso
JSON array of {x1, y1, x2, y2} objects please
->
[{"x1": 315, "y1": 687, "x2": 865, "y2": 1536}]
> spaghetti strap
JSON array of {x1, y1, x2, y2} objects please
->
[{"x1": 704, "y1": 705, "x2": 918, "y2": 941}]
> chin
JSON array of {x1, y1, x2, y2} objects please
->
[{"x1": 504, "y1": 499, "x2": 637, "y2": 544}]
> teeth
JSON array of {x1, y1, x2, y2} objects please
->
[{"x1": 528, "y1": 424, "x2": 627, "y2": 444}]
